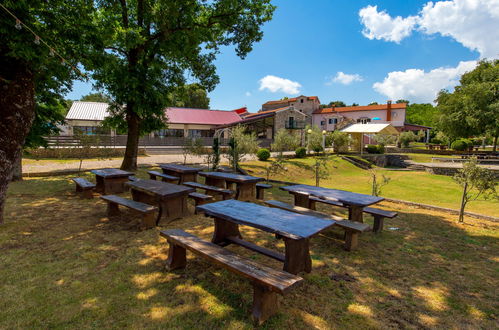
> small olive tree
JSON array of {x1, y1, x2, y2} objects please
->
[
  {"x1": 271, "y1": 129, "x2": 300, "y2": 159},
  {"x1": 397, "y1": 131, "x2": 417, "y2": 148},
  {"x1": 264, "y1": 158, "x2": 286, "y2": 183},
  {"x1": 369, "y1": 168, "x2": 391, "y2": 196},
  {"x1": 306, "y1": 125, "x2": 325, "y2": 153},
  {"x1": 227, "y1": 125, "x2": 259, "y2": 170},
  {"x1": 453, "y1": 157, "x2": 497, "y2": 222},
  {"x1": 327, "y1": 131, "x2": 350, "y2": 153}
]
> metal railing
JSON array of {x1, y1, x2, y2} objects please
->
[{"x1": 285, "y1": 121, "x2": 305, "y2": 129}]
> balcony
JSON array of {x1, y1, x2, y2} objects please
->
[{"x1": 285, "y1": 120, "x2": 305, "y2": 129}]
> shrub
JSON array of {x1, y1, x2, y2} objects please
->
[
  {"x1": 256, "y1": 148, "x2": 270, "y2": 161},
  {"x1": 366, "y1": 144, "x2": 384, "y2": 154},
  {"x1": 313, "y1": 145, "x2": 324, "y2": 153},
  {"x1": 430, "y1": 138, "x2": 442, "y2": 144},
  {"x1": 25, "y1": 147, "x2": 145, "y2": 159},
  {"x1": 295, "y1": 147, "x2": 306, "y2": 158},
  {"x1": 451, "y1": 139, "x2": 469, "y2": 151},
  {"x1": 398, "y1": 131, "x2": 416, "y2": 148}
]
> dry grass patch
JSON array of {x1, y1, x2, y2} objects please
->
[{"x1": 1, "y1": 172, "x2": 498, "y2": 328}]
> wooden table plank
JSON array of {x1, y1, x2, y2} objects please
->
[
  {"x1": 199, "y1": 171, "x2": 264, "y2": 183},
  {"x1": 126, "y1": 179, "x2": 194, "y2": 198},
  {"x1": 280, "y1": 184, "x2": 383, "y2": 207},
  {"x1": 91, "y1": 168, "x2": 134, "y2": 178},
  {"x1": 197, "y1": 200, "x2": 334, "y2": 240},
  {"x1": 159, "y1": 164, "x2": 201, "y2": 173}
]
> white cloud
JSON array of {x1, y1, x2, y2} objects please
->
[
  {"x1": 359, "y1": 5, "x2": 418, "y2": 43},
  {"x1": 373, "y1": 60, "x2": 477, "y2": 103},
  {"x1": 359, "y1": 0, "x2": 499, "y2": 58},
  {"x1": 258, "y1": 75, "x2": 301, "y2": 94},
  {"x1": 331, "y1": 72, "x2": 364, "y2": 85},
  {"x1": 245, "y1": 91, "x2": 251, "y2": 97}
]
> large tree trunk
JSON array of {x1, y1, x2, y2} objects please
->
[
  {"x1": 120, "y1": 110, "x2": 140, "y2": 171},
  {"x1": 11, "y1": 152, "x2": 23, "y2": 181},
  {"x1": 0, "y1": 62, "x2": 36, "y2": 224}
]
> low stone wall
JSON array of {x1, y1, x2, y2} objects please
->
[{"x1": 361, "y1": 154, "x2": 409, "y2": 168}]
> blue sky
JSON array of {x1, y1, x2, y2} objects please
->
[{"x1": 67, "y1": 0, "x2": 498, "y2": 112}]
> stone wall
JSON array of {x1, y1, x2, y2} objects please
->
[
  {"x1": 274, "y1": 108, "x2": 307, "y2": 132},
  {"x1": 361, "y1": 154, "x2": 409, "y2": 168}
]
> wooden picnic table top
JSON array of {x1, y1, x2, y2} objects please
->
[
  {"x1": 126, "y1": 179, "x2": 194, "y2": 198},
  {"x1": 90, "y1": 168, "x2": 134, "y2": 178},
  {"x1": 159, "y1": 164, "x2": 202, "y2": 173},
  {"x1": 199, "y1": 171, "x2": 264, "y2": 183},
  {"x1": 280, "y1": 184, "x2": 384, "y2": 207},
  {"x1": 197, "y1": 199, "x2": 335, "y2": 240}
]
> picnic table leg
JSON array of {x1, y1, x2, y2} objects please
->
[
  {"x1": 165, "y1": 242, "x2": 187, "y2": 270},
  {"x1": 107, "y1": 201, "x2": 120, "y2": 216},
  {"x1": 283, "y1": 237, "x2": 311, "y2": 274},
  {"x1": 158, "y1": 195, "x2": 189, "y2": 223},
  {"x1": 293, "y1": 193, "x2": 310, "y2": 208},
  {"x1": 211, "y1": 217, "x2": 242, "y2": 246},
  {"x1": 95, "y1": 175, "x2": 104, "y2": 193},
  {"x1": 348, "y1": 205, "x2": 364, "y2": 223},
  {"x1": 236, "y1": 182, "x2": 256, "y2": 201},
  {"x1": 252, "y1": 284, "x2": 279, "y2": 325},
  {"x1": 372, "y1": 215, "x2": 384, "y2": 233},
  {"x1": 131, "y1": 189, "x2": 162, "y2": 224},
  {"x1": 182, "y1": 173, "x2": 197, "y2": 184},
  {"x1": 104, "y1": 177, "x2": 129, "y2": 194},
  {"x1": 205, "y1": 177, "x2": 225, "y2": 188}
]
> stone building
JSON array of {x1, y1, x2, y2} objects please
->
[{"x1": 261, "y1": 95, "x2": 320, "y2": 123}]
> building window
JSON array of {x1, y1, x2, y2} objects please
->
[
  {"x1": 320, "y1": 120, "x2": 326, "y2": 126},
  {"x1": 300, "y1": 99, "x2": 304, "y2": 103},
  {"x1": 73, "y1": 126, "x2": 109, "y2": 135},
  {"x1": 188, "y1": 129, "x2": 214, "y2": 138},
  {"x1": 328, "y1": 118, "x2": 338, "y2": 124},
  {"x1": 391, "y1": 111, "x2": 397, "y2": 118},
  {"x1": 154, "y1": 129, "x2": 184, "y2": 137},
  {"x1": 357, "y1": 118, "x2": 371, "y2": 124}
]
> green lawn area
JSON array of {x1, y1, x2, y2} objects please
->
[
  {"x1": 241, "y1": 156, "x2": 499, "y2": 218},
  {"x1": 1, "y1": 170, "x2": 498, "y2": 328},
  {"x1": 404, "y1": 153, "x2": 457, "y2": 163}
]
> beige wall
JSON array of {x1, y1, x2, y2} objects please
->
[{"x1": 313, "y1": 108, "x2": 406, "y2": 131}]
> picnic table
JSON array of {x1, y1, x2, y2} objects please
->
[
  {"x1": 126, "y1": 179, "x2": 195, "y2": 223},
  {"x1": 280, "y1": 184, "x2": 383, "y2": 223},
  {"x1": 199, "y1": 171, "x2": 264, "y2": 201},
  {"x1": 91, "y1": 168, "x2": 134, "y2": 194},
  {"x1": 159, "y1": 164, "x2": 201, "y2": 184},
  {"x1": 197, "y1": 199, "x2": 335, "y2": 274}
]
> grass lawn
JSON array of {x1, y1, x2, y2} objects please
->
[
  {"x1": 241, "y1": 156, "x2": 499, "y2": 218},
  {"x1": 404, "y1": 153, "x2": 457, "y2": 163},
  {"x1": 1, "y1": 169, "x2": 498, "y2": 328}
]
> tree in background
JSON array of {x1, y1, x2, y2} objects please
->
[
  {"x1": 306, "y1": 125, "x2": 326, "y2": 153},
  {"x1": 437, "y1": 59, "x2": 499, "y2": 151},
  {"x1": 271, "y1": 129, "x2": 300, "y2": 159},
  {"x1": 397, "y1": 131, "x2": 416, "y2": 148},
  {"x1": 453, "y1": 157, "x2": 497, "y2": 222},
  {"x1": 168, "y1": 83, "x2": 210, "y2": 109},
  {"x1": 396, "y1": 99, "x2": 409, "y2": 104},
  {"x1": 227, "y1": 126, "x2": 259, "y2": 170},
  {"x1": 0, "y1": 0, "x2": 93, "y2": 224},
  {"x1": 406, "y1": 103, "x2": 439, "y2": 127},
  {"x1": 80, "y1": 92, "x2": 111, "y2": 103},
  {"x1": 327, "y1": 131, "x2": 350, "y2": 153},
  {"x1": 321, "y1": 100, "x2": 346, "y2": 108},
  {"x1": 84, "y1": 1, "x2": 275, "y2": 170},
  {"x1": 368, "y1": 102, "x2": 379, "y2": 105}
]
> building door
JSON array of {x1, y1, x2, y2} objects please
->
[{"x1": 288, "y1": 116, "x2": 295, "y2": 128}]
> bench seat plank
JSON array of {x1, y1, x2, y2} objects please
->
[
  {"x1": 160, "y1": 229, "x2": 302, "y2": 294},
  {"x1": 256, "y1": 183, "x2": 272, "y2": 189},
  {"x1": 183, "y1": 181, "x2": 234, "y2": 198},
  {"x1": 148, "y1": 170, "x2": 179, "y2": 183},
  {"x1": 100, "y1": 195, "x2": 158, "y2": 213},
  {"x1": 335, "y1": 220, "x2": 370, "y2": 233},
  {"x1": 72, "y1": 178, "x2": 95, "y2": 189},
  {"x1": 364, "y1": 207, "x2": 397, "y2": 218},
  {"x1": 309, "y1": 196, "x2": 344, "y2": 207}
]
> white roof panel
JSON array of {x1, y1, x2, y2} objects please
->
[
  {"x1": 66, "y1": 101, "x2": 110, "y2": 121},
  {"x1": 340, "y1": 123, "x2": 399, "y2": 134}
]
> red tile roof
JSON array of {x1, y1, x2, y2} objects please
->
[
  {"x1": 165, "y1": 107, "x2": 243, "y2": 125},
  {"x1": 263, "y1": 96, "x2": 319, "y2": 105},
  {"x1": 244, "y1": 106, "x2": 290, "y2": 118},
  {"x1": 314, "y1": 103, "x2": 407, "y2": 114}
]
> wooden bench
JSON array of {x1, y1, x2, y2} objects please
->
[
  {"x1": 363, "y1": 207, "x2": 398, "y2": 233},
  {"x1": 183, "y1": 181, "x2": 234, "y2": 200},
  {"x1": 256, "y1": 183, "x2": 272, "y2": 200},
  {"x1": 72, "y1": 178, "x2": 95, "y2": 199},
  {"x1": 128, "y1": 175, "x2": 138, "y2": 182},
  {"x1": 188, "y1": 192, "x2": 213, "y2": 214},
  {"x1": 160, "y1": 229, "x2": 303, "y2": 324},
  {"x1": 264, "y1": 200, "x2": 369, "y2": 251},
  {"x1": 308, "y1": 196, "x2": 344, "y2": 210},
  {"x1": 100, "y1": 195, "x2": 158, "y2": 229},
  {"x1": 147, "y1": 170, "x2": 179, "y2": 184}
]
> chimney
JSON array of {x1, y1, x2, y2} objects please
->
[{"x1": 386, "y1": 100, "x2": 392, "y2": 122}]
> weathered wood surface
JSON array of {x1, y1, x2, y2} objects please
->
[
  {"x1": 335, "y1": 220, "x2": 370, "y2": 233},
  {"x1": 72, "y1": 178, "x2": 95, "y2": 189},
  {"x1": 256, "y1": 183, "x2": 272, "y2": 200},
  {"x1": 159, "y1": 164, "x2": 201, "y2": 174},
  {"x1": 280, "y1": 184, "x2": 384, "y2": 207},
  {"x1": 183, "y1": 181, "x2": 234, "y2": 199},
  {"x1": 91, "y1": 168, "x2": 134, "y2": 178},
  {"x1": 309, "y1": 196, "x2": 344, "y2": 208},
  {"x1": 160, "y1": 229, "x2": 303, "y2": 294},
  {"x1": 200, "y1": 171, "x2": 264, "y2": 183},
  {"x1": 100, "y1": 195, "x2": 158, "y2": 213},
  {"x1": 188, "y1": 192, "x2": 213, "y2": 214},
  {"x1": 147, "y1": 170, "x2": 180, "y2": 183},
  {"x1": 197, "y1": 200, "x2": 335, "y2": 240},
  {"x1": 263, "y1": 200, "x2": 343, "y2": 221},
  {"x1": 364, "y1": 207, "x2": 398, "y2": 218},
  {"x1": 126, "y1": 179, "x2": 194, "y2": 198}
]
